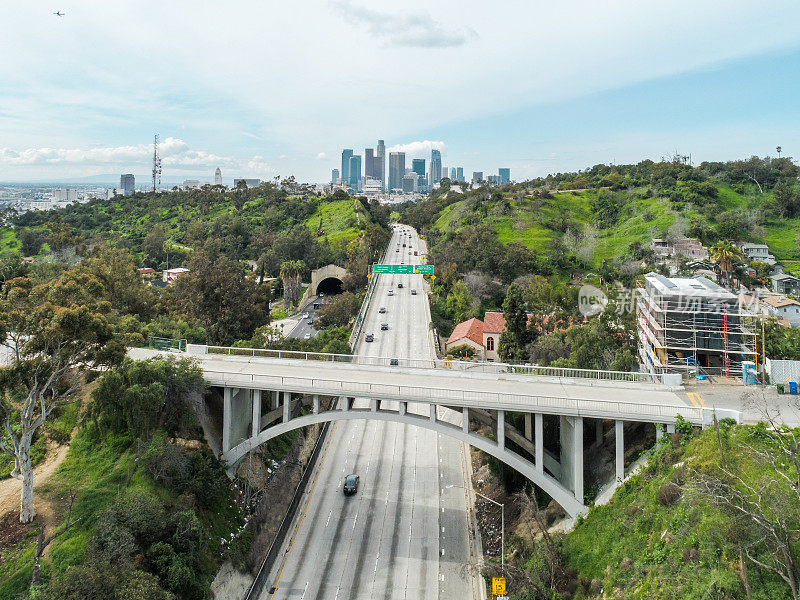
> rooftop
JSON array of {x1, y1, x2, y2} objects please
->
[
  {"x1": 644, "y1": 273, "x2": 736, "y2": 300},
  {"x1": 447, "y1": 317, "x2": 484, "y2": 346},
  {"x1": 762, "y1": 296, "x2": 800, "y2": 309}
]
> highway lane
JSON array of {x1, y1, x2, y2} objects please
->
[{"x1": 263, "y1": 225, "x2": 478, "y2": 599}]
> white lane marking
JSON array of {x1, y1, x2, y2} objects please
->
[
  {"x1": 442, "y1": 526, "x2": 445, "y2": 533},
  {"x1": 326, "y1": 510, "x2": 332, "y2": 527},
  {"x1": 301, "y1": 581, "x2": 309, "y2": 599},
  {"x1": 441, "y1": 548, "x2": 445, "y2": 556},
  {"x1": 353, "y1": 514, "x2": 358, "y2": 530},
  {"x1": 334, "y1": 587, "x2": 341, "y2": 600}
]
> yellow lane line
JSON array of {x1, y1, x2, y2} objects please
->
[
  {"x1": 269, "y1": 421, "x2": 338, "y2": 599},
  {"x1": 687, "y1": 393, "x2": 700, "y2": 407}
]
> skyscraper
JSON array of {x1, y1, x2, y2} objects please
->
[
  {"x1": 331, "y1": 168, "x2": 340, "y2": 184},
  {"x1": 349, "y1": 155, "x2": 362, "y2": 189},
  {"x1": 450, "y1": 167, "x2": 457, "y2": 180},
  {"x1": 214, "y1": 167, "x2": 222, "y2": 186},
  {"x1": 341, "y1": 149, "x2": 353, "y2": 185},
  {"x1": 120, "y1": 174, "x2": 135, "y2": 197},
  {"x1": 456, "y1": 167, "x2": 464, "y2": 182},
  {"x1": 430, "y1": 149, "x2": 442, "y2": 184},
  {"x1": 499, "y1": 168, "x2": 511, "y2": 184},
  {"x1": 376, "y1": 140, "x2": 386, "y2": 190},
  {"x1": 388, "y1": 152, "x2": 405, "y2": 191},
  {"x1": 472, "y1": 171, "x2": 484, "y2": 184},
  {"x1": 412, "y1": 158, "x2": 426, "y2": 190},
  {"x1": 365, "y1": 148, "x2": 375, "y2": 180}
]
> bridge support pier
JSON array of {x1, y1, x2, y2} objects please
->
[
  {"x1": 251, "y1": 390, "x2": 261, "y2": 438},
  {"x1": 615, "y1": 420, "x2": 625, "y2": 482},
  {"x1": 666, "y1": 423, "x2": 675, "y2": 434},
  {"x1": 535, "y1": 413, "x2": 544, "y2": 474},
  {"x1": 222, "y1": 387, "x2": 251, "y2": 454},
  {"x1": 462, "y1": 407, "x2": 469, "y2": 433},
  {"x1": 283, "y1": 392, "x2": 291, "y2": 423},
  {"x1": 497, "y1": 410, "x2": 505, "y2": 450},
  {"x1": 271, "y1": 390, "x2": 279, "y2": 411},
  {"x1": 560, "y1": 415, "x2": 584, "y2": 502},
  {"x1": 313, "y1": 395, "x2": 320, "y2": 415},
  {"x1": 524, "y1": 413, "x2": 532, "y2": 441}
]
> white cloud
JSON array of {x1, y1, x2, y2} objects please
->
[
  {"x1": 387, "y1": 141, "x2": 447, "y2": 158},
  {"x1": 329, "y1": 1, "x2": 477, "y2": 48},
  {"x1": 0, "y1": 138, "x2": 275, "y2": 175},
  {"x1": 316, "y1": 152, "x2": 327, "y2": 160}
]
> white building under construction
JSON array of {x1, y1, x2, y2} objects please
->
[{"x1": 637, "y1": 273, "x2": 757, "y2": 377}]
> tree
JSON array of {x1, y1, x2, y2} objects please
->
[
  {"x1": 313, "y1": 292, "x2": 361, "y2": 329},
  {"x1": 280, "y1": 260, "x2": 305, "y2": 308},
  {"x1": 142, "y1": 225, "x2": 167, "y2": 268},
  {"x1": 498, "y1": 283, "x2": 533, "y2": 362},
  {"x1": 774, "y1": 179, "x2": 800, "y2": 218},
  {"x1": 172, "y1": 245, "x2": 270, "y2": 345},
  {"x1": 710, "y1": 241, "x2": 744, "y2": 287},
  {"x1": 0, "y1": 271, "x2": 117, "y2": 522}
]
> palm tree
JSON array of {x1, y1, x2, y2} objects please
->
[
  {"x1": 280, "y1": 260, "x2": 305, "y2": 308},
  {"x1": 710, "y1": 241, "x2": 744, "y2": 288}
]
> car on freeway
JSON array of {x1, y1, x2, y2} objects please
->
[
  {"x1": 343, "y1": 473, "x2": 360, "y2": 495},
  {"x1": 411, "y1": 289, "x2": 417, "y2": 295},
  {"x1": 307, "y1": 318, "x2": 313, "y2": 324},
  {"x1": 379, "y1": 307, "x2": 386, "y2": 313},
  {"x1": 397, "y1": 283, "x2": 403, "y2": 288},
  {"x1": 390, "y1": 358, "x2": 399, "y2": 366},
  {"x1": 396, "y1": 249, "x2": 400, "y2": 252},
  {"x1": 402, "y1": 243, "x2": 406, "y2": 247},
  {"x1": 304, "y1": 333, "x2": 311, "y2": 340},
  {"x1": 313, "y1": 303, "x2": 320, "y2": 309},
  {"x1": 388, "y1": 290, "x2": 394, "y2": 296},
  {"x1": 365, "y1": 334, "x2": 374, "y2": 342},
  {"x1": 381, "y1": 323, "x2": 389, "y2": 330}
]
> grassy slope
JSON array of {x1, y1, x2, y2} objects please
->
[
  {"x1": 303, "y1": 199, "x2": 360, "y2": 244},
  {"x1": 0, "y1": 427, "x2": 242, "y2": 599},
  {"x1": 562, "y1": 426, "x2": 788, "y2": 600},
  {"x1": 432, "y1": 184, "x2": 800, "y2": 267}
]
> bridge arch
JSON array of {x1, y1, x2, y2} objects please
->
[{"x1": 222, "y1": 407, "x2": 587, "y2": 518}]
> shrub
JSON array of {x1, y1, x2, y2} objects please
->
[{"x1": 657, "y1": 482, "x2": 682, "y2": 506}]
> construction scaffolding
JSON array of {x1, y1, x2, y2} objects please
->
[{"x1": 637, "y1": 274, "x2": 757, "y2": 377}]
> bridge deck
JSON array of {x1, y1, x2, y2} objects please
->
[{"x1": 130, "y1": 348, "x2": 704, "y2": 424}]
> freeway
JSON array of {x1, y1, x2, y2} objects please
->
[
  {"x1": 262, "y1": 225, "x2": 479, "y2": 599},
  {"x1": 286, "y1": 296, "x2": 323, "y2": 340}
]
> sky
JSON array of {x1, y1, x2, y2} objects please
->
[{"x1": 1, "y1": 0, "x2": 800, "y2": 183}]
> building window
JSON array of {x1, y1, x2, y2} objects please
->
[{"x1": 486, "y1": 337, "x2": 494, "y2": 351}]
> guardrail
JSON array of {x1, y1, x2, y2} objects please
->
[
  {"x1": 199, "y1": 345, "x2": 660, "y2": 383},
  {"x1": 203, "y1": 368, "x2": 702, "y2": 423},
  {"x1": 348, "y1": 271, "x2": 379, "y2": 349}
]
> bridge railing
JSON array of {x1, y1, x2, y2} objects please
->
[{"x1": 200, "y1": 345, "x2": 660, "y2": 384}]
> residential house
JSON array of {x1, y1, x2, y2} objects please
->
[
  {"x1": 162, "y1": 267, "x2": 190, "y2": 284},
  {"x1": 445, "y1": 318, "x2": 485, "y2": 357},
  {"x1": 739, "y1": 243, "x2": 776, "y2": 265},
  {"x1": 771, "y1": 273, "x2": 800, "y2": 296},
  {"x1": 762, "y1": 296, "x2": 800, "y2": 327},
  {"x1": 651, "y1": 237, "x2": 708, "y2": 260}
]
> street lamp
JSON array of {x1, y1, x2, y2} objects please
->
[{"x1": 444, "y1": 484, "x2": 505, "y2": 568}]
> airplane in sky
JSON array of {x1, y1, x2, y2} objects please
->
[{"x1": 53, "y1": 11, "x2": 64, "y2": 16}]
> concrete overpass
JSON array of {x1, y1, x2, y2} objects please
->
[{"x1": 130, "y1": 347, "x2": 739, "y2": 517}]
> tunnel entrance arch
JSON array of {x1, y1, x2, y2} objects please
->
[{"x1": 310, "y1": 264, "x2": 348, "y2": 297}]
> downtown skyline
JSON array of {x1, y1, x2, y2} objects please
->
[{"x1": 2, "y1": 1, "x2": 800, "y2": 182}]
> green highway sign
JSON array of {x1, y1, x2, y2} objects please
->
[{"x1": 372, "y1": 264, "x2": 434, "y2": 275}]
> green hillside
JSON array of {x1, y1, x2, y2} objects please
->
[{"x1": 404, "y1": 157, "x2": 800, "y2": 276}]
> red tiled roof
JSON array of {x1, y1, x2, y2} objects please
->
[
  {"x1": 483, "y1": 311, "x2": 506, "y2": 333},
  {"x1": 763, "y1": 296, "x2": 800, "y2": 309},
  {"x1": 447, "y1": 318, "x2": 484, "y2": 346}
]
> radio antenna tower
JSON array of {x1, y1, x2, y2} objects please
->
[{"x1": 152, "y1": 134, "x2": 162, "y2": 193}]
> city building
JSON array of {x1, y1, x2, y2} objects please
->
[
  {"x1": 430, "y1": 149, "x2": 442, "y2": 184},
  {"x1": 389, "y1": 152, "x2": 405, "y2": 191},
  {"x1": 472, "y1": 172, "x2": 483, "y2": 184},
  {"x1": 182, "y1": 180, "x2": 201, "y2": 190},
  {"x1": 364, "y1": 148, "x2": 375, "y2": 181},
  {"x1": 411, "y1": 158, "x2": 426, "y2": 189},
  {"x1": 163, "y1": 267, "x2": 190, "y2": 284},
  {"x1": 739, "y1": 243, "x2": 776, "y2": 265},
  {"x1": 52, "y1": 189, "x2": 78, "y2": 203},
  {"x1": 348, "y1": 155, "x2": 362, "y2": 190},
  {"x1": 771, "y1": 273, "x2": 800, "y2": 295},
  {"x1": 456, "y1": 167, "x2": 464, "y2": 182},
  {"x1": 331, "y1": 168, "x2": 340, "y2": 184},
  {"x1": 487, "y1": 175, "x2": 500, "y2": 185},
  {"x1": 637, "y1": 273, "x2": 757, "y2": 376},
  {"x1": 376, "y1": 139, "x2": 386, "y2": 190},
  {"x1": 761, "y1": 296, "x2": 800, "y2": 327},
  {"x1": 214, "y1": 168, "x2": 223, "y2": 186},
  {"x1": 234, "y1": 178, "x2": 261, "y2": 188},
  {"x1": 450, "y1": 167, "x2": 457, "y2": 180},
  {"x1": 341, "y1": 149, "x2": 353, "y2": 186},
  {"x1": 402, "y1": 174, "x2": 417, "y2": 193},
  {"x1": 499, "y1": 168, "x2": 511, "y2": 184},
  {"x1": 120, "y1": 174, "x2": 135, "y2": 197},
  {"x1": 362, "y1": 179, "x2": 382, "y2": 195}
]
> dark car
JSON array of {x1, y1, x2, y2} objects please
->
[
  {"x1": 313, "y1": 303, "x2": 320, "y2": 309},
  {"x1": 381, "y1": 323, "x2": 389, "y2": 330},
  {"x1": 390, "y1": 358, "x2": 399, "y2": 366},
  {"x1": 397, "y1": 283, "x2": 403, "y2": 288},
  {"x1": 379, "y1": 307, "x2": 387, "y2": 313},
  {"x1": 365, "y1": 334, "x2": 374, "y2": 342},
  {"x1": 343, "y1": 474, "x2": 360, "y2": 495},
  {"x1": 411, "y1": 289, "x2": 417, "y2": 295}
]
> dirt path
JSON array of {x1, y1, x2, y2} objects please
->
[{"x1": 0, "y1": 381, "x2": 95, "y2": 537}]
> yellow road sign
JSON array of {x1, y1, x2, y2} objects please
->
[{"x1": 492, "y1": 577, "x2": 506, "y2": 595}]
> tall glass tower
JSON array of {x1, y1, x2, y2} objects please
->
[{"x1": 341, "y1": 149, "x2": 353, "y2": 186}]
